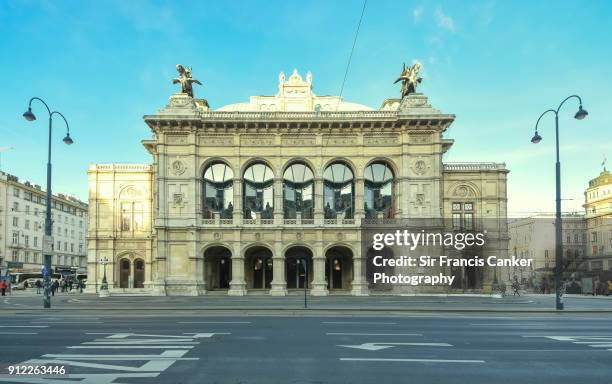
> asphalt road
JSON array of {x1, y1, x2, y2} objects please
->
[{"x1": 1, "y1": 311, "x2": 612, "y2": 383}]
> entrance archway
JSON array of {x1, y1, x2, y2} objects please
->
[
  {"x1": 285, "y1": 246, "x2": 313, "y2": 289},
  {"x1": 134, "y1": 259, "x2": 145, "y2": 288},
  {"x1": 245, "y1": 246, "x2": 273, "y2": 289},
  {"x1": 119, "y1": 258, "x2": 130, "y2": 288},
  {"x1": 204, "y1": 246, "x2": 232, "y2": 290},
  {"x1": 325, "y1": 246, "x2": 353, "y2": 291}
]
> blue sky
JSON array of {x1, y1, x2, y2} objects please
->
[{"x1": 0, "y1": 0, "x2": 610, "y2": 215}]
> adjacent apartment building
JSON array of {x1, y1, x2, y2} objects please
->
[
  {"x1": 508, "y1": 214, "x2": 587, "y2": 287},
  {"x1": 0, "y1": 171, "x2": 88, "y2": 274},
  {"x1": 584, "y1": 168, "x2": 612, "y2": 274}
]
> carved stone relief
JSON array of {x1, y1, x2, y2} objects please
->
[
  {"x1": 281, "y1": 136, "x2": 316, "y2": 146},
  {"x1": 200, "y1": 136, "x2": 234, "y2": 146},
  {"x1": 363, "y1": 135, "x2": 399, "y2": 146},
  {"x1": 171, "y1": 160, "x2": 186, "y2": 175},
  {"x1": 241, "y1": 136, "x2": 275, "y2": 146},
  {"x1": 323, "y1": 136, "x2": 357, "y2": 146},
  {"x1": 167, "y1": 135, "x2": 188, "y2": 144}
]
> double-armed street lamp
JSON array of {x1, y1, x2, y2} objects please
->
[
  {"x1": 23, "y1": 97, "x2": 74, "y2": 308},
  {"x1": 99, "y1": 256, "x2": 110, "y2": 297},
  {"x1": 531, "y1": 95, "x2": 588, "y2": 310}
]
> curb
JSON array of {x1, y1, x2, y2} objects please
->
[{"x1": 5, "y1": 306, "x2": 612, "y2": 313}]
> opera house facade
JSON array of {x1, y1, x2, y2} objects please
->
[{"x1": 86, "y1": 68, "x2": 508, "y2": 296}]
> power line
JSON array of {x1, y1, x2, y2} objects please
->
[{"x1": 338, "y1": 0, "x2": 367, "y2": 101}]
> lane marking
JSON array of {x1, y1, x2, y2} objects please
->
[
  {"x1": 338, "y1": 342, "x2": 452, "y2": 351},
  {"x1": 323, "y1": 321, "x2": 397, "y2": 325},
  {"x1": 177, "y1": 321, "x2": 251, "y2": 324},
  {"x1": 68, "y1": 345, "x2": 196, "y2": 349},
  {"x1": 340, "y1": 358, "x2": 485, "y2": 363},
  {"x1": 0, "y1": 325, "x2": 48, "y2": 328},
  {"x1": 0, "y1": 332, "x2": 38, "y2": 335},
  {"x1": 471, "y1": 323, "x2": 548, "y2": 326},
  {"x1": 327, "y1": 333, "x2": 422, "y2": 336}
]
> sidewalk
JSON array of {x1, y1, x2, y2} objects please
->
[{"x1": 2, "y1": 293, "x2": 611, "y2": 313}]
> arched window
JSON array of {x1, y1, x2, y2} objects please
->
[
  {"x1": 283, "y1": 163, "x2": 314, "y2": 219},
  {"x1": 323, "y1": 162, "x2": 354, "y2": 219},
  {"x1": 203, "y1": 162, "x2": 234, "y2": 219},
  {"x1": 364, "y1": 162, "x2": 394, "y2": 218},
  {"x1": 243, "y1": 162, "x2": 275, "y2": 219}
]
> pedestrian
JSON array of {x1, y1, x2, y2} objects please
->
[
  {"x1": 68, "y1": 280, "x2": 73, "y2": 292},
  {"x1": 512, "y1": 276, "x2": 521, "y2": 296},
  {"x1": 35, "y1": 279, "x2": 42, "y2": 294},
  {"x1": 0, "y1": 279, "x2": 7, "y2": 296}
]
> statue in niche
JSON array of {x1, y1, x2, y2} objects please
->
[
  {"x1": 173, "y1": 64, "x2": 202, "y2": 98},
  {"x1": 394, "y1": 62, "x2": 422, "y2": 97}
]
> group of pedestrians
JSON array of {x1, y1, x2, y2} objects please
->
[{"x1": 33, "y1": 278, "x2": 84, "y2": 295}]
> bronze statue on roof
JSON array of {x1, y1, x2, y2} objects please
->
[
  {"x1": 394, "y1": 62, "x2": 422, "y2": 98},
  {"x1": 173, "y1": 64, "x2": 202, "y2": 98}
]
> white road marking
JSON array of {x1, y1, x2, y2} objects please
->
[
  {"x1": 0, "y1": 332, "x2": 38, "y2": 335},
  {"x1": 327, "y1": 333, "x2": 422, "y2": 336},
  {"x1": 340, "y1": 358, "x2": 485, "y2": 363},
  {"x1": 338, "y1": 342, "x2": 452, "y2": 351},
  {"x1": 68, "y1": 345, "x2": 196, "y2": 349},
  {"x1": 0, "y1": 332, "x2": 229, "y2": 383},
  {"x1": 32, "y1": 321, "x2": 104, "y2": 324},
  {"x1": 471, "y1": 323, "x2": 548, "y2": 326},
  {"x1": 178, "y1": 321, "x2": 251, "y2": 324},
  {"x1": 323, "y1": 321, "x2": 397, "y2": 325},
  {"x1": 0, "y1": 325, "x2": 48, "y2": 328}
]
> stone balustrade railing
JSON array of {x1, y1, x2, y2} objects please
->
[
  {"x1": 443, "y1": 162, "x2": 506, "y2": 171},
  {"x1": 198, "y1": 110, "x2": 399, "y2": 121}
]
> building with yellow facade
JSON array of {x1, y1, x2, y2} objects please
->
[
  {"x1": 86, "y1": 69, "x2": 509, "y2": 296},
  {"x1": 584, "y1": 168, "x2": 612, "y2": 274}
]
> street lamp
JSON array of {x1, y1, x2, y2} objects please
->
[
  {"x1": 298, "y1": 259, "x2": 308, "y2": 309},
  {"x1": 23, "y1": 97, "x2": 74, "y2": 308},
  {"x1": 99, "y1": 256, "x2": 110, "y2": 297},
  {"x1": 531, "y1": 95, "x2": 588, "y2": 310}
]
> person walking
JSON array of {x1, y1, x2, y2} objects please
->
[
  {"x1": 0, "y1": 279, "x2": 7, "y2": 296},
  {"x1": 35, "y1": 279, "x2": 42, "y2": 294}
]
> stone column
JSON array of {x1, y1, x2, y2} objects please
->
[
  {"x1": 310, "y1": 253, "x2": 328, "y2": 296},
  {"x1": 270, "y1": 240, "x2": 287, "y2": 296},
  {"x1": 273, "y1": 178, "x2": 283, "y2": 224},
  {"x1": 351, "y1": 233, "x2": 369, "y2": 296},
  {"x1": 232, "y1": 178, "x2": 243, "y2": 224},
  {"x1": 228, "y1": 240, "x2": 246, "y2": 296},
  {"x1": 354, "y1": 177, "x2": 365, "y2": 222},
  {"x1": 314, "y1": 177, "x2": 324, "y2": 224}
]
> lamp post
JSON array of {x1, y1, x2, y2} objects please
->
[
  {"x1": 99, "y1": 256, "x2": 110, "y2": 297},
  {"x1": 531, "y1": 95, "x2": 588, "y2": 310},
  {"x1": 23, "y1": 97, "x2": 73, "y2": 308},
  {"x1": 298, "y1": 259, "x2": 308, "y2": 309}
]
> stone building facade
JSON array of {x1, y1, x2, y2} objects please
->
[
  {"x1": 583, "y1": 168, "x2": 612, "y2": 273},
  {"x1": 87, "y1": 70, "x2": 509, "y2": 296}
]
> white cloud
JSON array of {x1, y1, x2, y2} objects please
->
[
  {"x1": 412, "y1": 6, "x2": 423, "y2": 22},
  {"x1": 435, "y1": 7, "x2": 455, "y2": 32}
]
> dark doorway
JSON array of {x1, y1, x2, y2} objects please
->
[
  {"x1": 134, "y1": 259, "x2": 145, "y2": 288},
  {"x1": 325, "y1": 246, "x2": 353, "y2": 291},
  {"x1": 119, "y1": 259, "x2": 130, "y2": 288},
  {"x1": 205, "y1": 246, "x2": 232, "y2": 290},
  {"x1": 285, "y1": 247, "x2": 313, "y2": 289},
  {"x1": 246, "y1": 247, "x2": 273, "y2": 289}
]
